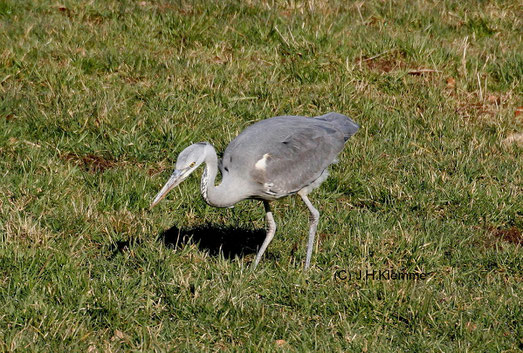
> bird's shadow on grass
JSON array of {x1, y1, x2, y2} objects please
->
[{"x1": 158, "y1": 223, "x2": 267, "y2": 259}]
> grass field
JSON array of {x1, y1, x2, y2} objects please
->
[{"x1": 1, "y1": 0, "x2": 522, "y2": 351}]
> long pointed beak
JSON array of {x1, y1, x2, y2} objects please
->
[{"x1": 150, "y1": 170, "x2": 185, "y2": 208}]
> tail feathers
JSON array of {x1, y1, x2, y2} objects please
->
[{"x1": 315, "y1": 112, "x2": 359, "y2": 141}]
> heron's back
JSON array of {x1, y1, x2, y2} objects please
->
[
  {"x1": 313, "y1": 112, "x2": 359, "y2": 141},
  {"x1": 222, "y1": 113, "x2": 359, "y2": 199}
]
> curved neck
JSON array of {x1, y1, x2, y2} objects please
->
[{"x1": 200, "y1": 145, "x2": 242, "y2": 208}]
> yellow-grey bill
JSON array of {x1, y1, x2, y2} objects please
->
[{"x1": 150, "y1": 170, "x2": 184, "y2": 208}]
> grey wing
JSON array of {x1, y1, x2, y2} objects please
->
[{"x1": 250, "y1": 125, "x2": 345, "y2": 197}]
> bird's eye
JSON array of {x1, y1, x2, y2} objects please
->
[{"x1": 190, "y1": 162, "x2": 195, "y2": 167}]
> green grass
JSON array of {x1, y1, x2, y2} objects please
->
[{"x1": 1, "y1": 0, "x2": 522, "y2": 351}]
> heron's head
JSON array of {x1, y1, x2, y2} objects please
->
[{"x1": 150, "y1": 142, "x2": 209, "y2": 208}]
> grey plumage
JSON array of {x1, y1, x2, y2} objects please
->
[{"x1": 151, "y1": 112, "x2": 359, "y2": 270}]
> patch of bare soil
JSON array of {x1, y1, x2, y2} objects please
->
[
  {"x1": 357, "y1": 52, "x2": 440, "y2": 77},
  {"x1": 478, "y1": 226, "x2": 523, "y2": 249},
  {"x1": 62, "y1": 153, "x2": 118, "y2": 173},
  {"x1": 489, "y1": 226, "x2": 522, "y2": 246},
  {"x1": 360, "y1": 55, "x2": 407, "y2": 73}
]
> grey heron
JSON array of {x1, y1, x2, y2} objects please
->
[{"x1": 151, "y1": 112, "x2": 359, "y2": 269}]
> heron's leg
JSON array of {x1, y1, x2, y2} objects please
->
[
  {"x1": 253, "y1": 201, "x2": 276, "y2": 269},
  {"x1": 298, "y1": 191, "x2": 320, "y2": 270}
]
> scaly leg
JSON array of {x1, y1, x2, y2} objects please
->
[
  {"x1": 253, "y1": 201, "x2": 276, "y2": 268},
  {"x1": 298, "y1": 191, "x2": 320, "y2": 270}
]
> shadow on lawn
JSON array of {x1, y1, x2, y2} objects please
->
[{"x1": 158, "y1": 223, "x2": 267, "y2": 259}]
